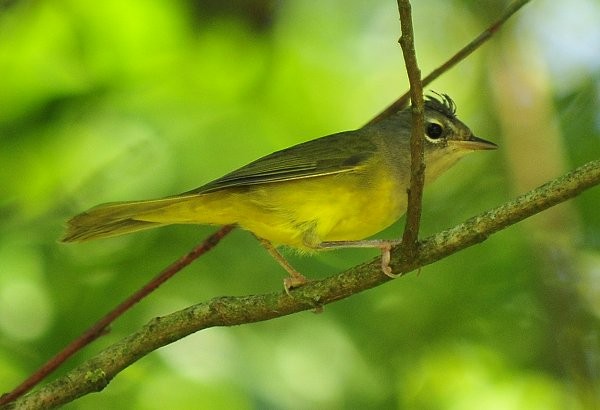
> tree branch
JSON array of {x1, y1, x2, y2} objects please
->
[{"x1": 6, "y1": 159, "x2": 600, "y2": 409}]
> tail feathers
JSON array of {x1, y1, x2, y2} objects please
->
[
  {"x1": 62, "y1": 218, "x2": 163, "y2": 242},
  {"x1": 61, "y1": 198, "x2": 191, "y2": 242}
]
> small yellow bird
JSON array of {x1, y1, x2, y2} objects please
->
[{"x1": 63, "y1": 94, "x2": 496, "y2": 288}]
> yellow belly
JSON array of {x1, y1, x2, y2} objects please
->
[
  {"x1": 143, "y1": 165, "x2": 406, "y2": 250},
  {"x1": 250, "y1": 173, "x2": 406, "y2": 248}
]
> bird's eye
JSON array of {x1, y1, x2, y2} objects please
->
[{"x1": 426, "y1": 122, "x2": 444, "y2": 140}]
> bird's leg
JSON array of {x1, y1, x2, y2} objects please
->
[
  {"x1": 316, "y1": 239, "x2": 403, "y2": 278},
  {"x1": 256, "y1": 237, "x2": 309, "y2": 292}
]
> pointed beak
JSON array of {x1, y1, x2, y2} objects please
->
[{"x1": 451, "y1": 135, "x2": 498, "y2": 151}]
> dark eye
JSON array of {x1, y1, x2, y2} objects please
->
[{"x1": 426, "y1": 122, "x2": 444, "y2": 139}]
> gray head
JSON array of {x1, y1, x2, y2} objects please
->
[
  {"x1": 372, "y1": 93, "x2": 497, "y2": 182},
  {"x1": 422, "y1": 93, "x2": 495, "y2": 150},
  {"x1": 419, "y1": 93, "x2": 496, "y2": 180}
]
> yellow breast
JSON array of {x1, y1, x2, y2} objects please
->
[{"x1": 224, "y1": 160, "x2": 407, "y2": 250}]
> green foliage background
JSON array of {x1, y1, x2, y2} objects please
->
[{"x1": 1, "y1": 0, "x2": 599, "y2": 408}]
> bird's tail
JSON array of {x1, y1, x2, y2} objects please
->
[{"x1": 61, "y1": 196, "x2": 206, "y2": 242}]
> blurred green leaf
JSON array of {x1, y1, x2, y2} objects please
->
[{"x1": 1, "y1": 0, "x2": 599, "y2": 408}]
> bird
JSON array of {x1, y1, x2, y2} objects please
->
[{"x1": 62, "y1": 93, "x2": 497, "y2": 289}]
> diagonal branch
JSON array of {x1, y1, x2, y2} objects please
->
[{"x1": 6, "y1": 159, "x2": 600, "y2": 409}]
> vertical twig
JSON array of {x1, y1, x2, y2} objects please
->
[{"x1": 397, "y1": 0, "x2": 424, "y2": 260}]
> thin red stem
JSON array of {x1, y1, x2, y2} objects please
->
[
  {"x1": 367, "y1": 0, "x2": 531, "y2": 126},
  {"x1": 0, "y1": 225, "x2": 234, "y2": 405}
]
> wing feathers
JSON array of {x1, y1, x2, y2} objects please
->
[{"x1": 186, "y1": 131, "x2": 376, "y2": 194}]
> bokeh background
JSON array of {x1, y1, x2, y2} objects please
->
[{"x1": 1, "y1": 0, "x2": 600, "y2": 408}]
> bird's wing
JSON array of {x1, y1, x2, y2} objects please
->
[{"x1": 183, "y1": 131, "x2": 377, "y2": 194}]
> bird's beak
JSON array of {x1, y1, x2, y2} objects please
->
[{"x1": 451, "y1": 135, "x2": 498, "y2": 151}]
